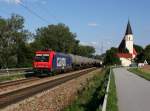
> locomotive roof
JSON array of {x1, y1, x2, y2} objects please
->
[{"x1": 35, "y1": 50, "x2": 54, "y2": 54}]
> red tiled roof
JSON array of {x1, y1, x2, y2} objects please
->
[{"x1": 117, "y1": 53, "x2": 132, "y2": 58}]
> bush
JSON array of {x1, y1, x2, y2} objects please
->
[{"x1": 65, "y1": 68, "x2": 110, "y2": 111}]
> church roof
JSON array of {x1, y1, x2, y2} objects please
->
[
  {"x1": 116, "y1": 53, "x2": 132, "y2": 58},
  {"x1": 118, "y1": 37, "x2": 126, "y2": 52},
  {"x1": 125, "y1": 21, "x2": 133, "y2": 35}
]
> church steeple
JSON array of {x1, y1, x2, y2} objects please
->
[
  {"x1": 119, "y1": 20, "x2": 134, "y2": 54},
  {"x1": 125, "y1": 20, "x2": 133, "y2": 35},
  {"x1": 124, "y1": 20, "x2": 134, "y2": 54}
]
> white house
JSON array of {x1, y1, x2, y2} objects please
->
[{"x1": 138, "y1": 60, "x2": 148, "y2": 67}]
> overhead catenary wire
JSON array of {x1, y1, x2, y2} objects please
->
[
  {"x1": 18, "y1": 2, "x2": 49, "y2": 24},
  {"x1": 1, "y1": 1, "x2": 59, "y2": 24},
  {"x1": 35, "y1": 2, "x2": 60, "y2": 23}
]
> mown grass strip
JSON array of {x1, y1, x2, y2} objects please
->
[
  {"x1": 106, "y1": 69, "x2": 118, "y2": 111},
  {"x1": 0, "y1": 74, "x2": 26, "y2": 82},
  {"x1": 0, "y1": 71, "x2": 35, "y2": 82},
  {"x1": 128, "y1": 68, "x2": 150, "y2": 81},
  {"x1": 64, "y1": 68, "x2": 109, "y2": 111}
]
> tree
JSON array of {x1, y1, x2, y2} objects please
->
[
  {"x1": 0, "y1": 14, "x2": 97, "y2": 68},
  {"x1": 143, "y1": 44, "x2": 150, "y2": 64},
  {"x1": 135, "y1": 52, "x2": 145, "y2": 63},
  {"x1": 33, "y1": 23, "x2": 77, "y2": 53},
  {"x1": 0, "y1": 14, "x2": 31, "y2": 68},
  {"x1": 134, "y1": 44, "x2": 143, "y2": 54},
  {"x1": 134, "y1": 44, "x2": 144, "y2": 63},
  {"x1": 32, "y1": 23, "x2": 96, "y2": 57},
  {"x1": 75, "y1": 45, "x2": 95, "y2": 57},
  {"x1": 104, "y1": 47, "x2": 121, "y2": 65}
]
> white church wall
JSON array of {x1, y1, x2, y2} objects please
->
[{"x1": 120, "y1": 58, "x2": 132, "y2": 66}]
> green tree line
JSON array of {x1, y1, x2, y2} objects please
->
[
  {"x1": 0, "y1": 14, "x2": 96, "y2": 68},
  {"x1": 134, "y1": 44, "x2": 150, "y2": 64},
  {"x1": 104, "y1": 44, "x2": 150, "y2": 65}
]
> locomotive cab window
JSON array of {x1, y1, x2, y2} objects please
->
[{"x1": 35, "y1": 54, "x2": 49, "y2": 62}]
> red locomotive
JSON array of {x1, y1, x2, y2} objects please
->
[{"x1": 33, "y1": 49, "x2": 101, "y2": 75}]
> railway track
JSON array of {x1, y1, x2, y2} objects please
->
[
  {"x1": 0, "y1": 67, "x2": 96, "y2": 109},
  {"x1": 0, "y1": 77, "x2": 40, "y2": 89}
]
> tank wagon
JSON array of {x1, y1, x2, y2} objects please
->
[{"x1": 33, "y1": 49, "x2": 101, "y2": 74}]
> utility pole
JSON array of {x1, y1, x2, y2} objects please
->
[{"x1": 101, "y1": 40, "x2": 104, "y2": 54}]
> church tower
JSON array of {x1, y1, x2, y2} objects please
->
[{"x1": 125, "y1": 21, "x2": 134, "y2": 54}]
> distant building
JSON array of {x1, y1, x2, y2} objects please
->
[
  {"x1": 117, "y1": 21, "x2": 137, "y2": 66},
  {"x1": 138, "y1": 60, "x2": 148, "y2": 67}
]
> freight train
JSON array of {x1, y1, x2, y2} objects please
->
[{"x1": 33, "y1": 49, "x2": 102, "y2": 75}]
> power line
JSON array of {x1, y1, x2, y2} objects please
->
[
  {"x1": 35, "y1": 2, "x2": 60, "y2": 23},
  {"x1": 101, "y1": 41, "x2": 104, "y2": 54},
  {"x1": 18, "y1": 2, "x2": 49, "y2": 24}
]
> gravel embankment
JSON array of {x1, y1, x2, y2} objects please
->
[{"x1": 2, "y1": 69, "x2": 101, "y2": 111}]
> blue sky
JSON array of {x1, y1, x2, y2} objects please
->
[{"x1": 0, "y1": 0, "x2": 150, "y2": 54}]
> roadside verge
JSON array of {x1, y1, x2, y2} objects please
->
[
  {"x1": 128, "y1": 68, "x2": 150, "y2": 81},
  {"x1": 106, "y1": 68, "x2": 118, "y2": 111}
]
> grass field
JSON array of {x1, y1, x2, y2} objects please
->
[
  {"x1": 0, "y1": 74, "x2": 26, "y2": 82},
  {"x1": 106, "y1": 69, "x2": 118, "y2": 111},
  {"x1": 64, "y1": 68, "x2": 110, "y2": 111},
  {"x1": 128, "y1": 68, "x2": 150, "y2": 81},
  {"x1": 0, "y1": 72, "x2": 35, "y2": 82}
]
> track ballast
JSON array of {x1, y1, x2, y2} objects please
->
[{"x1": 0, "y1": 67, "x2": 96, "y2": 109}]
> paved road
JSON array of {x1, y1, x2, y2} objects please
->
[{"x1": 114, "y1": 68, "x2": 150, "y2": 111}]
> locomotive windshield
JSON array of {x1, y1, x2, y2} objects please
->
[{"x1": 35, "y1": 54, "x2": 49, "y2": 62}]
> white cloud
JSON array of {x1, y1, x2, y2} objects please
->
[
  {"x1": 1, "y1": 0, "x2": 42, "y2": 4},
  {"x1": 88, "y1": 23, "x2": 99, "y2": 27},
  {"x1": 1, "y1": 0, "x2": 21, "y2": 4}
]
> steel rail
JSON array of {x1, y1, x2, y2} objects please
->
[
  {"x1": 0, "y1": 77, "x2": 40, "y2": 89},
  {"x1": 0, "y1": 67, "x2": 96, "y2": 109}
]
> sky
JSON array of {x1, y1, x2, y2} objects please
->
[{"x1": 0, "y1": 0, "x2": 150, "y2": 54}]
